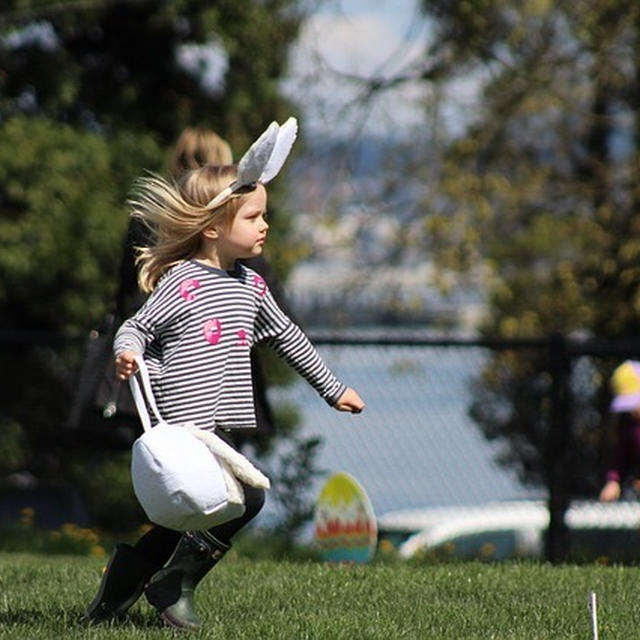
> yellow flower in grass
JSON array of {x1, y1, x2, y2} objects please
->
[
  {"x1": 378, "y1": 539, "x2": 395, "y2": 555},
  {"x1": 58, "y1": 523, "x2": 102, "y2": 547},
  {"x1": 19, "y1": 507, "x2": 35, "y2": 527},
  {"x1": 443, "y1": 542, "x2": 456, "y2": 555},
  {"x1": 76, "y1": 527, "x2": 100, "y2": 544},
  {"x1": 90, "y1": 545, "x2": 106, "y2": 557}
]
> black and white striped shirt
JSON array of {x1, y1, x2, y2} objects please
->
[{"x1": 114, "y1": 260, "x2": 346, "y2": 430}]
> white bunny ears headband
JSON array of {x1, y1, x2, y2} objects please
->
[{"x1": 205, "y1": 117, "x2": 298, "y2": 210}]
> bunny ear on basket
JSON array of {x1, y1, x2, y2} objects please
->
[{"x1": 205, "y1": 117, "x2": 298, "y2": 210}]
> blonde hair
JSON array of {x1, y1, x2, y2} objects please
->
[
  {"x1": 131, "y1": 165, "x2": 244, "y2": 292},
  {"x1": 169, "y1": 128, "x2": 233, "y2": 177}
]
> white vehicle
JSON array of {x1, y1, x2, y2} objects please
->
[{"x1": 378, "y1": 500, "x2": 640, "y2": 561}]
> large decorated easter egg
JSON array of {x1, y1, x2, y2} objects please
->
[{"x1": 313, "y1": 472, "x2": 377, "y2": 564}]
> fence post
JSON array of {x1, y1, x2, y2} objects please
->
[{"x1": 546, "y1": 332, "x2": 572, "y2": 564}]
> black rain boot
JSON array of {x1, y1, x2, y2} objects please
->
[
  {"x1": 144, "y1": 530, "x2": 230, "y2": 630},
  {"x1": 83, "y1": 543, "x2": 160, "y2": 624}
]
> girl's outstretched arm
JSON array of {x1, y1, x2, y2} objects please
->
[{"x1": 333, "y1": 387, "x2": 365, "y2": 413}]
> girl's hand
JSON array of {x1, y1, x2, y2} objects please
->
[
  {"x1": 599, "y1": 479, "x2": 621, "y2": 502},
  {"x1": 334, "y1": 387, "x2": 365, "y2": 414},
  {"x1": 115, "y1": 351, "x2": 140, "y2": 381}
]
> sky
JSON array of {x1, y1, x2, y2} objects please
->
[
  {"x1": 282, "y1": 0, "x2": 433, "y2": 138},
  {"x1": 174, "y1": 0, "x2": 480, "y2": 140},
  {"x1": 281, "y1": 0, "x2": 484, "y2": 140}
]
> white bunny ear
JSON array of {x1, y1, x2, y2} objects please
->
[
  {"x1": 204, "y1": 117, "x2": 298, "y2": 211},
  {"x1": 236, "y1": 121, "x2": 279, "y2": 187},
  {"x1": 259, "y1": 117, "x2": 298, "y2": 184}
]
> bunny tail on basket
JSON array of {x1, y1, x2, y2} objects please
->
[
  {"x1": 205, "y1": 117, "x2": 298, "y2": 210},
  {"x1": 186, "y1": 425, "x2": 271, "y2": 490}
]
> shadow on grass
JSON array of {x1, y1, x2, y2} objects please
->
[
  {"x1": 0, "y1": 607, "x2": 167, "y2": 630},
  {"x1": 121, "y1": 610, "x2": 168, "y2": 629},
  {"x1": 79, "y1": 610, "x2": 168, "y2": 630},
  {"x1": 0, "y1": 609, "x2": 48, "y2": 626}
]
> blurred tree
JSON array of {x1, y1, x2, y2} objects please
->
[
  {"x1": 0, "y1": 116, "x2": 161, "y2": 495},
  {"x1": 416, "y1": 0, "x2": 639, "y2": 462},
  {"x1": 315, "y1": 0, "x2": 640, "y2": 559},
  {"x1": 413, "y1": 0, "x2": 640, "y2": 559},
  {"x1": 0, "y1": 116, "x2": 161, "y2": 333},
  {"x1": 0, "y1": 0, "x2": 306, "y2": 277}
]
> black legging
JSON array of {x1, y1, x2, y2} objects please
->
[{"x1": 134, "y1": 481, "x2": 265, "y2": 566}]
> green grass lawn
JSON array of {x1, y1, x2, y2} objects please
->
[{"x1": 0, "y1": 552, "x2": 638, "y2": 639}]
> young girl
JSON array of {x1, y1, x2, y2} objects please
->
[{"x1": 84, "y1": 132, "x2": 364, "y2": 629}]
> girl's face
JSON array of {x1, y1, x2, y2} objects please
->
[{"x1": 216, "y1": 184, "x2": 269, "y2": 265}]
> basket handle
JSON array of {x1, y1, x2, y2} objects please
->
[{"x1": 128, "y1": 354, "x2": 164, "y2": 432}]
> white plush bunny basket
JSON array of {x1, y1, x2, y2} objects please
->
[{"x1": 128, "y1": 355, "x2": 270, "y2": 531}]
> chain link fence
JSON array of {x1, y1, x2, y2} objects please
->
[
  {"x1": 265, "y1": 330, "x2": 640, "y2": 562},
  {"x1": 4, "y1": 329, "x2": 640, "y2": 561}
]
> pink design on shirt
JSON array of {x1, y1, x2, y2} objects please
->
[
  {"x1": 236, "y1": 329, "x2": 248, "y2": 346},
  {"x1": 203, "y1": 318, "x2": 222, "y2": 345},
  {"x1": 253, "y1": 275, "x2": 267, "y2": 298},
  {"x1": 179, "y1": 278, "x2": 201, "y2": 301}
]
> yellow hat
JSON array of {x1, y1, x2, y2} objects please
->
[{"x1": 610, "y1": 360, "x2": 640, "y2": 412}]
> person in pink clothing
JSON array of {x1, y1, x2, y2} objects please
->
[{"x1": 599, "y1": 360, "x2": 640, "y2": 502}]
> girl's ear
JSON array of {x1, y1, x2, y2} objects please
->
[{"x1": 202, "y1": 227, "x2": 219, "y2": 240}]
